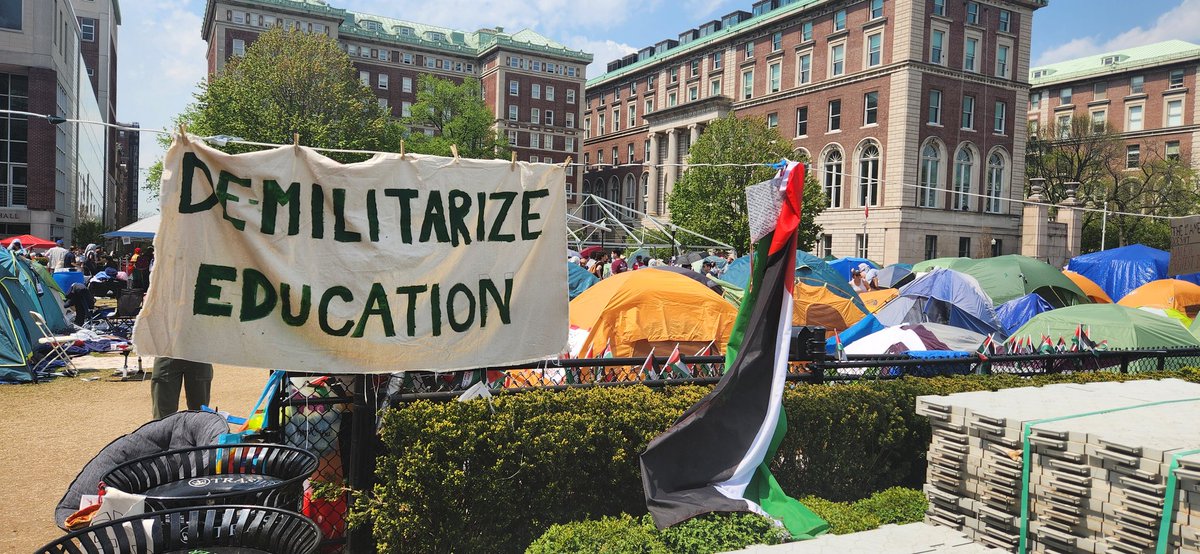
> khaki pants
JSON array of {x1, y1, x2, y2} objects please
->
[{"x1": 151, "y1": 357, "x2": 214, "y2": 419}]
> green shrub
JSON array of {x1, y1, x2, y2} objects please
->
[
  {"x1": 657, "y1": 512, "x2": 789, "y2": 553},
  {"x1": 854, "y1": 487, "x2": 928, "y2": 525},
  {"x1": 798, "y1": 496, "x2": 881, "y2": 535},
  {"x1": 526, "y1": 514, "x2": 670, "y2": 554},
  {"x1": 367, "y1": 370, "x2": 1199, "y2": 553}
]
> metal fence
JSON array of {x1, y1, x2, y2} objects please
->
[{"x1": 266, "y1": 332, "x2": 1200, "y2": 551}]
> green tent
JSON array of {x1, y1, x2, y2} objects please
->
[
  {"x1": 1013, "y1": 304, "x2": 1199, "y2": 350},
  {"x1": 911, "y1": 255, "x2": 1087, "y2": 308},
  {"x1": 8, "y1": 253, "x2": 69, "y2": 334}
]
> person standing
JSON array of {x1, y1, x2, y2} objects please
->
[
  {"x1": 46, "y1": 240, "x2": 68, "y2": 271},
  {"x1": 611, "y1": 251, "x2": 628, "y2": 274},
  {"x1": 63, "y1": 246, "x2": 78, "y2": 272},
  {"x1": 151, "y1": 357, "x2": 214, "y2": 419}
]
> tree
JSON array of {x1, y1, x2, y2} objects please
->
[
  {"x1": 145, "y1": 27, "x2": 404, "y2": 197},
  {"x1": 1025, "y1": 115, "x2": 1122, "y2": 207},
  {"x1": 402, "y1": 74, "x2": 508, "y2": 159},
  {"x1": 667, "y1": 115, "x2": 824, "y2": 253},
  {"x1": 72, "y1": 217, "x2": 106, "y2": 248}
]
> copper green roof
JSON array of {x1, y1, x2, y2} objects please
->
[{"x1": 1029, "y1": 39, "x2": 1200, "y2": 86}]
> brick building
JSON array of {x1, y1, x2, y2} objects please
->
[
  {"x1": 73, "y1": 0, "x2": 123, "y2": 228},
  {"x1": 0, "y1": 0, "x2": 111, "y2": 241},
  {"x1": 115, "y1": 122, "x2": 139, "y2": 224},
  {"x1": 1028, "y1": 40, "x2": 1200, "y2": 173},
  {"x1": 583, "y1": 0, "x2": 1046, "y2": 264},
  {"x1": 200, "y1": 0, "x2": 591, "y2": 197}
]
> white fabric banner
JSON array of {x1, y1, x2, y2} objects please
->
[{"x1": 134, "y1": 137, "x2": 568, "y2": 373}]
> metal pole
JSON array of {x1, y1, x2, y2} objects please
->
[{"x1": 1100, "y1": 197, "x2": 1107, "y2": 251}]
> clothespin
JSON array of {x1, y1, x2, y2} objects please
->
[
  {"x1": 450, "y1": 144, "x2": 459, "y2": 160},
  {"x1": 292, "y1": 133, "x2": 300, "y2": 147},
  {"x1": 178, "y1": 122, "x2": 189, "y2": 144},
  {"x1": 399, "y1": 139, "x2": 405, "y2": 159},
  {"x1": 563, "y1": 155, "x2": 572, "y2": 168},
  {"x1": 511, "y1": 151, "x2": 517, "y2": 170}
]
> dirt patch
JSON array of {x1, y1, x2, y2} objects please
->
[{"x1": 0, "y1": 356, "x2": 267, "y2": 551}]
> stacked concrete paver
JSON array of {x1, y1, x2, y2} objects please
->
[{"x1": 915, "y1": 379, "x2": 1200, "y2": 553}]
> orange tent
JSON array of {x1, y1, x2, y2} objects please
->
[
  {"x1": 570, "y1": 269, "x2": 736, "y2": 359},
  {"x1": 1063, "y1": 270, "x2": 1112, "y2": 303},
  {"x1": 793, "y1": 281, "x2": 867, "y2": 332},
  {"x1": 1117, "y1": 279, "x2": 1200, "y2": 319},
  {"x1": 858, "y1": 289, "x2": 899, "y2": 313}
]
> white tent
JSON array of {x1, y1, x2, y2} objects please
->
[{"x1": 102, "y1": 214, "x2": 160, "y2": 239}]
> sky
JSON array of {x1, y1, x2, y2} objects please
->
[{"x1": 117, "y1": 0, "x2": 1200, "y2": 217}]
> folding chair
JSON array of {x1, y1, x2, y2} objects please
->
[{"x1": 30, "y1": 311, "x2": 79, "y2": 377}]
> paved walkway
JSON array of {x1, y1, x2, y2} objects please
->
[{"x1": 725, "y1": 523, "x2": 1002, "y2": 554}]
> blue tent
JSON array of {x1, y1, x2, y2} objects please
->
[
  {"x1": 825, "y1": 314, "x2": 885, "y2": 354},
  {"x1": 1067, "y1": 244, "x2": 1168, "y2": 302},
  {"x1": 722, "y1": 251, "x2": 865, "y2": 311},
  {"x1": 873, "y1": 268, "x2": 1004, "y2": 337},
  {"x1": 720, "y1": 255, "x2": 752, "y2": 289},
  {"x1": 567, "y1": 263, "x2": 599, "y2": 300},
  {"x1": 828, "y1": 257, "x2": 879, "y2": 281},
  {"x1": 995, "y1": 292, "x2": 1054, "y2": 336}
]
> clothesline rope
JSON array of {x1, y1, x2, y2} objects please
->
[{"x1": 5, "y1": 109, "x2": 1185, "y2": 220}]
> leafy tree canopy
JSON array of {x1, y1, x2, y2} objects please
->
[{"x1": 402, "y1": 74, "x2": 508, "y2": 159}]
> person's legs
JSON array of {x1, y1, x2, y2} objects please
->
[
  {"x1": 150, "y1": 357, "x2": 184, "y2": 419},
  {"x1": 181, "y1": 361, "x2": 214, "y2": 411}
]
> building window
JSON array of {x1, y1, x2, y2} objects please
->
[
  {"x1": 1127, "y1": 104, "x2": 1144, "y2": 131},
  {"x1": 932, "y1": 0, "x2": 945, "y2": 16},
  {"x1": 1126, "y1": 145, "x2": 1140, "y2": 169},
  {"x1": 796, "y1": 106, "x2": 809, "y2": 136},
  {"x1": 547, "y1": 86, "x2": 556, "y2": 101},
  {"x1": 930, "y1": 30, "x2": 945, "y2": 64},
  {"x1": 925, "y1": 235, "x2": 938, "y2": 260},
  {"x1": 378, "y1": 74, "x2": 388, "y2": 89},
  {"x1": 997, "y1": 8, "x2": 1013, "y2": 31},
  {"x1": 856, "y1": 233, "x2": 869, "y2": 258},
  {"x1": 1091, "y1": 109, "x2": 1106, "y2": 133},
  {"x1": 824, "y1": 148, "x2": 843, "y2": 208},
  {"x1": 232, "y1": 38, "x2": 246, "y2": 57},
  {"x1": 966, "y1": 1, "x2": 980, "y2": 24},
  {"x1": 0, "y1": 1, "x2": 20, "y2": 30},
  {"x1": 858, "y1": 143, "x2": 880, "y2": 207},
  {"x1": 1167, "y1": 141, "x2": 1181, "y2": 161},
  {"x1": 531, "y1": 108, "x2": 540, "y2": 125},
  {"x1": 820, "y1": 234, "x2": 833, "y2": 258},
  {"x1": 797, "y1": 53, "x2": 812, "y2": 84},
  {"x1": 958, "y1": 237, "x2": 971, "y2": 258},
  {"x1": 993, "y1": 101, "x2": 1006, "y2": 134},
  {"x1": 645, "y1": 98, "x2": 654, "y2": 114},
  {"x1": 509, "y1": 80, "x2": 518, "y2": 96},
  {"x1": 668, "y1": 91, "x2": 677, "y2": 107},
  {"x1": 953, "y1": 147, "x2": 973, "y2": 211},
  {"x1": 772, "y1": 31, "x2": 782, "y2": 52},
  {"x1": 867, "y1": 33, "x2": 883, "y2": 67},
  {"x1": 628, "y1": 143, "x2": 635, "y2": 163},
  {"x1": 1167, "y1": 98, "x2": 1184, "y2": 126},
  {"x1": 507, "y1": 130, "x2": 518, "y2": 145},
  {"x1": 768, "y1": 62, "x2": 781, "y2": 93},
  {"x1": 79, "y1": 17, "x2": 96, "y2": 42},
  {"x1": 508, "y1": 105, "x2": 518, "y2": 121},
  {"x1": 1131, "y1": 75, "x2": 1144, "y2": 94},
  {"x1": 530, "y1": 134, "x2": 540, "y2": 148},
  {"x1": 928, "y1": 89, "x2": 942, "y2": 124},
  {"x1": 1057, "y1": 113, "x2": 1071, "y2": 138},
  {"x1": 919, "y1": 143, "x2": 940, "y2": 208},
  {"x1": 830, "y1": 43, "x2": 845, "y2": 76},
  {"x1": 611, "y1": 109, "x2": 618, "y2": 131},
  {"x1": 710, "y1": 78, "x2": 721, "y2": 97},
  {"x1": 767, "y1": 113, "x2": 779, "y2": 128},
  {"x1": 546, "y1": 111, "x2": 555, "y2": 126},
  {"x1": 961, "y1": 95, "x2": 975, "y2": 129},
  {"x1": 828, "y1": 99, "x2": 842, "y2": 131},
  {"x1": 964, "y1": 37, "x2": 978, "y2": 72},
  {"x1": 401, "y1": 77, "x2": 412, "y2": 93},
  {"x1": 870, "y1": 0, "x2": 884, "y2": 19},
  {"x1": 567, "y1": 137, "x2": 575, "y2": 150},
  {"x1": 834, "y1": 9, "x2": 847, "y2": 31},
  {"x1": 647, "y1": 75, "x2": 656, "y2": 89},
  {"x1": 612, "y1": 146, "x2": 619, "y2": 164},
  {"x1": 401, "y1": 101, "x2": 412, "y2": 117},
  {"x1": 0, "y1": 74, "x2": 28, "y2": 206},
  {"x1": 802, "y1": 21, "x2": 813, "y2": 42},
  {"x1": 742, "y1": 69, "x2": 754, "y2": 100},
  {"x1": 985, "y1": 152, "x2": 1004, "y2": 213},
  {"x1": 669, "y1": 67, "x2": 679, "y2": 84},
  {"x1": 584, "y1": 117, "x2": 591, "y2": 137},
  {"x1": 359, "y1": 70, "x2": 369, "y2": 86},
  {"x1": 1030, "y1": 91, "x2": 1041, "y2": 109},
  {"x1": 712, "y1": 51, "x2": 723, "y2": 70},
  {"x1": 628, "y1": 108, "x2": 635, "y2": 128},
  {"x1": 1060, "y1": 87, "x2": 1072, "y2": 104},
  {"x1": 567, "y1": 89, "x2": 576, "y2": 104},
  {"x1": 996, "y1": 45, "x2": 1010, "y2": 78},
  {"x1": 1093, "y1": 81, "x2": 1107, "y2": 100},
  {"x1": 1170, "y1": 69, "x2": 1186, "y2": 89},
  {"x1": 745, "y1": 41, "x2": 754, "y2": 59},
  {"x1": 532, "y1": 84, "x2": 541, "y2": 99},
  {"x1": 864, "y1": 92, "x2": 878, "y2": 125},
  {"x1": 688, "y1": 85, "x2": 699, "y2": 101},
  {"x1": 690, "y1": 59, "x2": 700, "y2": 77}
]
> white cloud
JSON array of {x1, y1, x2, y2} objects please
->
[
  {"x1": 565, "y1": 37, "x2": 638, "y2": 79},
  {"x1": 1035, "y1": 0, "x2": 1200, "y2": 65},
  {"x1": 339, "y1": 0, "x2": 660, "y2": 36}
]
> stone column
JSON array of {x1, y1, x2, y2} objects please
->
[
  {"x1": 665, "y1": 128, "x2": 680, "y2": 203},
  {"x1": 687, "y1": 124, "x2": 701, "y2": 164},
  {"x1": 646, "y1": 132, "x2": 661, "y2": 215},
  {"x1": 1020, "y1": 177, "x2": 1051, "y2": 261},
  {"x1": 1058, "y1": 181, "x2": 1085, "y2": 265}
]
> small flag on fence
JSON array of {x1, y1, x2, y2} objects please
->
[
  {"x1": 665, "y1": 344, "x2": 692, "y2": 378},
  {"x1": 834, "y1": 331, "x2": 847, "y2": 362},
  {"x1": 639, "y1": 348, "x2": 657, "y2": 380},
  {"x1": 694, "y1": 340, "x2": 717, "y2": 376}
]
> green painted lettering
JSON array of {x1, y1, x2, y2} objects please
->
[
  {"x1": 479, "y1": 278, "x2": 513, "y2": 327},
  {"x1": 239, "y1": 267, "x2": 277, "y2": 322},
  {"x1": 317, "y1": 286, "x2": 354, "y2": 336},
  {"x1": 352, "y1": 283, "x2": 395, "y2": 337},
  {"x1": 280, "y1": 283, "x2": 311, "y2": 327},
  {"x1": 488, "y1": 191, "x2": 517, "y2": 242},
  {"x1": 193, "y1": 263, "x2": 236, "y2": 317},
  {"x1": 446, "y1": 283, "x2": 476, "y2": 332},
  {"x1": 521, "y1": 189, "x2": 550, "y2": 240},
  {"x1": 420, "y1": 191, "x2": 450, "y2": 243},
  {"x1": 261, "y1": 180, "x2": 301, "y2": 236},
  {"x1": 216, "y1": 171, "x2": 249, "y2": 231},
  {"x1": 384, "y1": 189, "x2": 418, "y2": 243},
  {"x1": 179, "y1": 152, "x2": 218, "y2": 214},
  {"x1": 395, "y1": 285, "x2": 428, "y2": 336}
]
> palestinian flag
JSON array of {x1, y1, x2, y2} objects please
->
[
  {"x1": 638, "y1": 348, "x2": 657, "y2": 380},
  {"x1": 664, "y1": 345, "x2": 692, "y2": 379},
  {"x1": 693, "y1": 341, "x2": 717, "y2": 377},
  {"x1": 640, "y1": 162, "x2": 827, "y2": 538},
  {"x1": 975, "y1": 335, "x2": 994, "y2": 373},
  {"x1": 834, "y1": 331, "x2": 847, "y2": 362}
]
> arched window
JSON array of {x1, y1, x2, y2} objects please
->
[
  {"x1": 919, "y1": 143, "x2": 940, "y2": 208},
  {"x1": 986, "y1": 151, "x2": 1005, "y2": 213},
  {"x1": 823, "y1": 147, "x2": 843, "y2": 208},
  {"x1": 857, "y1": 142, "x2": 880, "y2": 207},
  {"x1": 608, "y1": 176, "x2": 620, "y2": 203},
  {"x1": 953, "y1": 147, "x2": 974, "y2": 211},
  {"x1": 640, "y1": 173, "x2": 649, "y2": 212},
  {"x1": 623, "y1": 174, "x2": 637, "y2": 214}
]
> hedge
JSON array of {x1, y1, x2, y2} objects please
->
[
  {"x1": 364, "y1": 369, "x2": 1200, "y2": 553},
  {"x1": 525, "y1": 487, "x2": 927, "y2": 553}
]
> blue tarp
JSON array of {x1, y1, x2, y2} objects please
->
[
  {"x1": 724, "y1": 252, "x2": 866, "y2": 311},
  {"x1": 825, "y1": 314, "x2": 885, "y2": 354},
  {"x1": 567, "y1": 263, "x2": 599, "y2": 300},
  {"x1": 828, "y1": 257, "x2": 878, "y2": 280},
  {"x1": 1177, "y1": 272, "x2": 1200, "y2": 286},
  {"x1": 995, "y1": 292, "x2": 1054, "y2": 336},
  {"x1": 1067, "y1": 244, "x2": 1168, "y2": 302},
  {"x1": 873, "y1": 268, "x2": 1004, "y2": 337},
  {"x1": 720, "y1": 255, "x2": 753, "y2": 289}
]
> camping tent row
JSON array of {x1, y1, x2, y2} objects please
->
[{"x1": 0, "y1": 249, "x2": 71, "y2": 381}]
